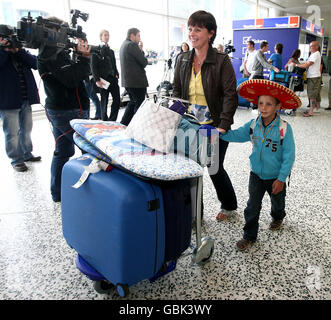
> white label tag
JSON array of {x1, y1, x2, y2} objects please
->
[
  {"x1": 83, "y1": 158, "x2": 103, "y2": 174},
  {"x1": 72, "y1": 170, "x2": 90, "y2": 189},
  {"x1": 72, "y1": 158, "x2": 110, "y2": 189}
]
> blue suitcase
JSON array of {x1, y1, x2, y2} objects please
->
[
  {"x1": 160, "y1": 179, "x2": 192, "y2": 262},
  {"x1": 61, "y1": 154, "x2": 166, "y2": 296},
  {"x1": 61, "y1": 154, "x2": 192, "y2": 297},
  {"x1": 237, "y1": 78, "x2": 251, "y2": 108}
]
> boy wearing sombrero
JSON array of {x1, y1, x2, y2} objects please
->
[{"x1": 218, "y1": 79, "x2": 301, "y2": 251}]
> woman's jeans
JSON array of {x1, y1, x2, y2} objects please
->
[
  {"x1": 46, "y1": 108, "x2": 89, "y2": 201},
  {"x1": 243, "y1": 172, "x2": 286, "y2": 241},
  {"x1": 208, "y1": 139, "x2": 237, "y2": 211},
  {"x1": 0, "y1": 100, "x2": 33, "y2": 165}
]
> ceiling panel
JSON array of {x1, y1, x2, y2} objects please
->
[
  {"x1": 264, "y1": 0, "x2": 331, "y2": 36},
  {"x1": 267, "y1": 0, "x2": 331, "y2": 11}
]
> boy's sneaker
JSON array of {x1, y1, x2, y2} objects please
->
[
  {"x1": 12, "y1": 163, "x2": 28, "y2": 172},
  {"x1": 269, "y1": 219, "x2": 283, "y2": 231},
  {"x1": 236, "y1": 239, "x2": 253, "y2": 251}
]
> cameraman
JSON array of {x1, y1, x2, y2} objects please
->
[
  {"x1": 0, "y1": 35, "x2": 41, "y2": 172},
  {"x1": 37, "y1": 17, "x2": 91, "y2": 202}
]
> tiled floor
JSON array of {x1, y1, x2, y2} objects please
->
[{"x1": 0, "y1": 79, "x2": 330, "y2": 300}]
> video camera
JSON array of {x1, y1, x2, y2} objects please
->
[
  {"x1": 224, "y1": 40, "x2": 236, "y2": 55},
  {"x1": 0, "y1": 25, "x2": 22, "y2": 49},
  {"x1": 0, "y1": 9, "x2": 100, "y2": 60}
]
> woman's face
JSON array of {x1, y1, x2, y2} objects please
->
[
  {"x1": 188, "y1": 25, "x2": 213, "y2": 50},
  {"x1": 182, "y1": 43, "x2": 189, "y2": 52},
  {"x1": 101, "y1": 32, "x2": 109, "y2": 44}
]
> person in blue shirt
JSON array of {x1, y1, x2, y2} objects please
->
[
  {"x1": 217, "y1": 79, "x2": 301, "y2": 251},
  {"x1": 268, "y1": 43, "x2": 283, "y2": 70}
]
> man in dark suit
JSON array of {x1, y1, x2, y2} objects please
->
[
  {"x1": 91, "y1": 29, "x2": 120, "y2": 121},
  {"x1": 119, "y1": 28, "x2": 149, "y2": 126},
  {"x1": 0, "y1": 35, "x2": 41, "y2": 172}
]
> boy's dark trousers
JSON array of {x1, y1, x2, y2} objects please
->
[{"x1": 243, "y1": 172, "x2": 286, "y2": 241}]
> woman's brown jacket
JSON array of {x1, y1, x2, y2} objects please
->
[{"x1": 173, "y1": 46, "x2": 238, "y2": 131}]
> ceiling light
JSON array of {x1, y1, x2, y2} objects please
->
[{"x1": 305, "y1": 0, "x2": 309, "y2": 3}]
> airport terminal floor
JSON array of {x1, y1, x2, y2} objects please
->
[{"x1": 0, "y1": 76, "x2": 330, "y2": 300}]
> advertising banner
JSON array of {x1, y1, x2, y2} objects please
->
[
  {"x1": 301, "y1": 19, "x2": 324, "y2": 37},
  {"x1": 233, "y1": 16, "x2": 300, "y2": 30},
  {"x1": 232, "y1": 28, "x2": 300, "y2": 80}
]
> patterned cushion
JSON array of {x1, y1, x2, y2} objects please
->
[{"x1": 71, "y1": 120, "x2": 204, "y2": 181}]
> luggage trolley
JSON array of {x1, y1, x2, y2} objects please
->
[
  {"x1": 288, "y1": 66, "x2": 305, "y2": 92},
  {"x1": 61, "y1": 97, "x2": 214, "y2": 297},
  {"x1": 269, "y1": 68, "x2": 305, "y2": 116},
  {"x1": 154, "y1": 59, "x2": 174, "y2": 102}
]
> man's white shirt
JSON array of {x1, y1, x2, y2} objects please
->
[
  {"x1": 307, "y1": 51, "x2": 321, "y2": 78},
  {"x1": 245, "y1": 49, "x2": 257, "y2": 74}
]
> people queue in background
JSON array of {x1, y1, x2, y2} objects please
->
[{"x1": 84, "y1": 28, "x2": 327, "y2": 121}]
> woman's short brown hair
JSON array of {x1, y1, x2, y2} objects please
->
[{"x1": 187, "y1": 10, "x2": 217, "y2": 45}]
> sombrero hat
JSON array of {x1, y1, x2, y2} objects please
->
[{"x1": 237, "y1": 79, "x2": 302, "y2": 110}]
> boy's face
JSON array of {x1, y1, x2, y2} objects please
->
[{"x1": 258, "y1": 95, "x2": 281, "y2": 122}]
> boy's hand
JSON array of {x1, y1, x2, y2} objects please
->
[
  {"x1": 272, "y1": 180, "x2": 284, "y2": 195},
  {"x1": 216, "y1": 128, "x2": 226, "y2": 134}
]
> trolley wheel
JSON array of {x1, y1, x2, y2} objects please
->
[
  {"x1": 116, "y1": 283, "x2": 130, "y2": 298},
  {"x1": 199, "y1": 244, "x2": 214, "y2": 265},
  {"x1": 192, "y1": 237, "x2": 215, "y2": 266},
  {"x1": 93, "y1": 280, "x2": 115, "y2": 294}
]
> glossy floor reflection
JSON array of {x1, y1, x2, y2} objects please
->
[{"x1": 0, "y1": 81, "x2": 330, "y2": 300}]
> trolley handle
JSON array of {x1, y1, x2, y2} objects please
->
[{"x1": 147, "y1": 96, "x2": 190, "y2": 105}]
